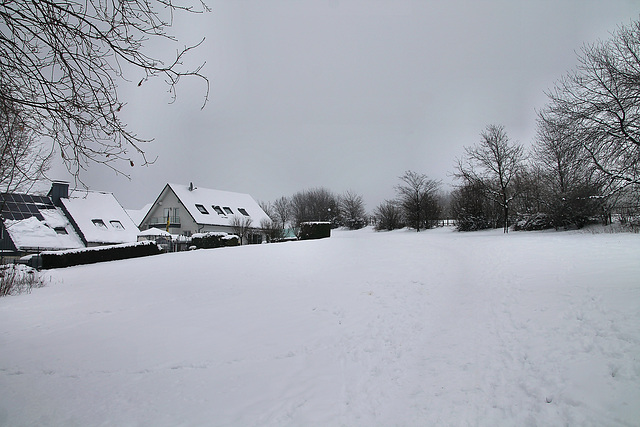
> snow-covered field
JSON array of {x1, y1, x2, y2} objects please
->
[{"x1": 1, "y1": 227, "x2": 639, "y2": 426}]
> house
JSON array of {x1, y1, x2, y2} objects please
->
[
  {"x1": 52, "y1": 183, "x2": 140, "y2": 247},
  {"x1": 139, "y1": 183, "x2": 271, "y2": 244},
  {"x1": 0, "y1": 182, "x2": 139, "y2": 259},
  {"x1": 0, "y1": 192, "x2": 84, "y2": 258}
]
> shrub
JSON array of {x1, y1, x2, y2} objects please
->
[
  {"x1": 513, "y1": 213, "x2": 554, "y2": 231},
  {"x1": 191, "y1": 232, "x2": 239, "y2": 249},
  {"x1": 0, "y1": 264, "x2": 46, "y2": 297}
]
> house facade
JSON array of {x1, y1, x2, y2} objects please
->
[{"x1": 139, "y1": 183, "x2": 271, "y2": 244}]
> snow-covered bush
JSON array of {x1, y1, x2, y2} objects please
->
[
  {"x1": 0, "y1": 264, "x2": 46, "y2": 297},
  {"x1": 191, "y1": 232, "x2": 239, "y2": 249},
  {"x1": 513, "y1": 213, "x2": 553, "y2": 231}
]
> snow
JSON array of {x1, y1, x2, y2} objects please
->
[
  {"x1": 168, "y1": 183, "x2": 272, "y2": 227},
  {"x1": 0, "y1": 227, "x2": 639, "y2": 426},
  {"x1": 4, "y1": 214, "x2": 84, "y2": 251},
  {"x1": 61, "y1": 191, "x2": 140, "y2": 244},
  {"x1": 137, "y1": 227, "x2": 173, "y2": 237}
]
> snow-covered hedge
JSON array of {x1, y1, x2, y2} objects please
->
[
  {"x1": 190, "y1": 232, "x2": 239, "y2": 249},
  {"x1": 25, "y1": 241, "x2": 162, "y2": 269},
  {"x1": 299, "y1": 222, "x2": 331, "y2": 240}
]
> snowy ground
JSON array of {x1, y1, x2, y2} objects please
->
[{"x1": 1, "y1": 227, "x2": 639, "y2": 426}]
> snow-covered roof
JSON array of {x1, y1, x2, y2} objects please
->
[
  {"x1": 167, "y1": 183, "x2": 271, "y2": 227},
  {"x1": 4, "y1": 215, "x2": 84, "y2": 251},
  {"x1": 127, "y1": 203, "x2": 153, "y2": 227},
  {"x1": 138, "y1": 227, "x2": 172, "y2": 237},
  {"x1": 61, "y1": 191, "x2": 140, "y2": 244}
]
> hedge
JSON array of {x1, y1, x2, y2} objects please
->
[
  {"x1": 190, "y1": 232, "x2": 240, "y2": 249},
  {"x1": 29, "y1": 241, "x2": 162, "y2": 269},
  {"x1": 299, "y1": 222, "x2": 331, "y2": 240}
]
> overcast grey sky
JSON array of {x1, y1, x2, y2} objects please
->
[{"x1": 50, "y1": 0, "x2": 639, "y2": 211}]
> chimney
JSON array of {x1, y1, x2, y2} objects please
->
[
  {"x1": 189, "y1": 182, "x2": 194, "y2": 191},
  {"x1": 49, "y1": 181, "x2": 69, "y2": 206}
]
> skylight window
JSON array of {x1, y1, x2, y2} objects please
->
[
  {"x1": 213, "y1": 205, "x2": 225, "y2": 215},
  {"x1": 92, "y1": 219, "x2": 107, "y2": 229},
  {"x1": 237, "y1": 208, "x2": 250, "y2": 216},
  {"x1": 195, "y1": 204, "x2": 209, "y2": 214},
  {"x1": 110, "y1": 220, "x2": 124, "y2": 230},
  {"x1": 223, "y1": 207, "x2": 234, "y2": 215},
  {"x1": 54, "y1": 227, "x2": 68, "y2": 235}
]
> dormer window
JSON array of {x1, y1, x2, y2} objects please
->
[
  {"x1": 212, "y1": 205, "x2": 225, "y2": 215},
  {"x1": 110, "y1": 220, "x2": 124, "y2": 230},
  {"x1": 237, "y1": 208, "x2": 250, "y2": 216},
  {"x1": 54, "y1": 227, "x2": 68, "y2": 235},
  {"x1": 195, "y1": 204, "x2": 209, "y2": 214},
  {"x1": 223, "y1": 207, "x2": 234, "y2": 215},
  {"x1": 92, "y1": 219, "x2": 107, "y2": 229}
]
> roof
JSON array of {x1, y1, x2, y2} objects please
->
[
  {"x1": 0, "y1": 192, "x2": 85, "y2": 251},
  {"x1": 127, "y1": 203, "x2": 153, "y2": 227},
  {"x1": 4, "y1": 212, "x2": 84, "y2": 251},
  {"x1": 60, "y1": 191, "x2": 140, "y2": 244},
  {"x1": 138, "y1": 227, "x2": 172, "y2": 237},
  {"x1": 167, "y1": 183, "x2": 271, "y2": 227}
]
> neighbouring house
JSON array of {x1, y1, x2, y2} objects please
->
[
  {"x1": 0, "y1": 182, "x2": 139, "y2": 259},
  {"x1": 139, "y1": 183, "x2": 272, "y2": 244}
]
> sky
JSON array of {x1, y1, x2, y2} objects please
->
[{"x1": 48, "y1": 0, "x2": 640, "y2": 211}]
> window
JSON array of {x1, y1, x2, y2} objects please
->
[
  {"x1": 54, "y1": 227, "x2": 68, "y2": 235},
  {"x1": 92, "y1": 219, "x2": 107, "y2": 229},
  {"x1": 212, "y1": 205, "x2": 225, "y2": 215},
  {"x1": 195, "y1": 204, "x2": 209, "y2": 214},
  {"x1": 223, "y1": 207, "x2": 234, "y2": 215},
  {"x1": 110, "y1": 220, "x2": 124, "y2": 230},
  {"x1": 237, "y1": 208, "x2": 250, "y2": 216}
]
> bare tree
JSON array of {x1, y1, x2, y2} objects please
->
[
  {"x1": 272, "y1": 196, "x2": 291, "y2": 229},
  {"x1": 544, "y1": 19, "x2": 640, "y2": 195},
  {"x1": 230, "y1": 215, "x2": 253, "y2": 245},
  {"x1": 455, "y1": 125, "x2": 525, "y2": 233},
  {"x1": 340, "y1": 190, "x2": 366, "y2": 229},
  {"x1": 259, "y1": 217, "x2": 282, "y2": 243},
  {"x1": 0, "y1": 0, "x2": 209, "y2": 182},
  {"x1": 534, "y1": 110, "x2": 606, "y2": 228},
  {"x1": 373, "y1": 200, "x2": 404, "y2": 231},
  {"x1": 289, "y1": 187, "x2": 338, "y2": 227},
  {"x1": 0, "y1": 92, "x2": 51, "y2": 192},
  {"x1": 395, "y1": 170, "x2": 441, "y2": 232}
]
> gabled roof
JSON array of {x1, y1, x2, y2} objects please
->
[
  {"x1": 60, "y1": 191, "x2": 140, "y2": 244},
  {"x1": 0, "y1": 192, "x2": 84, "y2": 251},
  {"x1": 4, "y1": 211, "x2": 84, "y2": 251},
  {"x1": 166, "y1": 183, "x2": 271, "y2": 227}
]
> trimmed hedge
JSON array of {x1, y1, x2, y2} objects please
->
[
  {"x1": 191, "y1": 232, "x2": 239, "y2": 249},
  {"x1": 33, "y1": 241, "x2": 162, "y2": 269},
  {"x1": 299, "y1": 222, "x2": 331, "y2": 240}
]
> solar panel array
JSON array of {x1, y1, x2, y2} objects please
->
[{"x1": 0, "y1": 193, "x2": 57, "y2": 221}]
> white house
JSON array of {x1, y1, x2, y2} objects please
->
[
  {"x1": 139, "y1": 183, "x2": 272, "y2": 244},
  {"x1": 0, "y1": 182, "x2": 139, "y2": 258},
  {"x1": 57, "y1": 189, "x2": 140, "y2": 247}
]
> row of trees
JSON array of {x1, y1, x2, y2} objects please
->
[
  {"x1": 258, "y1": 187, "x2": 368, "y2": 240},
  {"x1": 450, "y1": 20, "x2": 640, "y2": 232}
]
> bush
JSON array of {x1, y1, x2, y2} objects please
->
[
  {"x1": 0, "y1": 264, "x2": 46, "y2": 296},
  {"x1": 191, "y1": 232, "x2": 239, "y2": 249},
  {"x1": 374, "y1": 201, "x2": 404, "y2": 231},
  {"x1": 513, "y1": 213, "x2": 554, "y2": 231}
]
